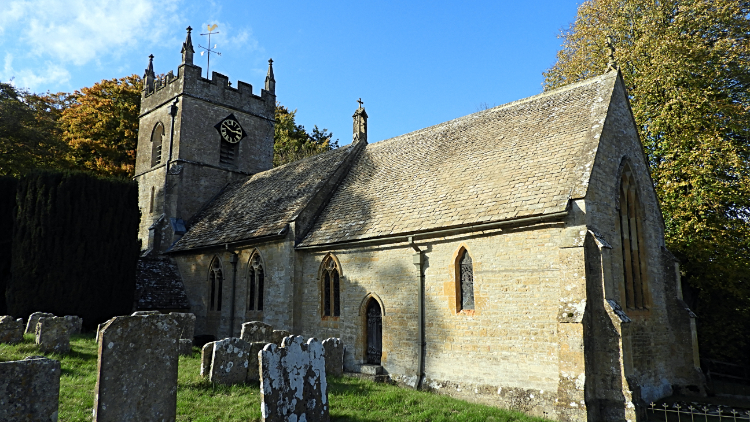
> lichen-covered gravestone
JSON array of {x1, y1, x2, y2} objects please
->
[
  {"x1": 240, "y1": 321, "x2": 273, "y2": 343},
  {"x1": 93, "y1": 313, "x2": 180, "y2": 422},
  {"x1": 322, "y1": 338, "x2": 344, "y2": 376},
  {"x1": 0, "y1": 316, "x2": 24, "y2": 344},
  {"x1": 36, "y1": 316, "x2": 71, "y2": 354},
  {"x1": 25, "y1": 312, "x2": 54, "y2": 334},
  {"x1": 207, "y1": 337, "x2": 251, "y2": 385},
  {"x1": 260, "y1": 336, "x2": 329, "y2": 422},
  {"x1": 169, "y1": 312, "x2": 195, "y2": 356},
  {"x1": 0, "y1": 356, "x2": 61, "y2": 422},
  {"x1": 64, "y1": 315, "x2": 82, "y2": 335}
]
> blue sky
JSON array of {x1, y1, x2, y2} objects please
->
[{"x1": 0, "y1": 1, "x2": 584, "y2": 145}]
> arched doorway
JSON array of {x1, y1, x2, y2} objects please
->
[{"x1": 366, "y1": 299, "x2": 382, "y2": 365}]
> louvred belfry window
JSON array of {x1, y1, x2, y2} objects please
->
[
  {"x1": 459, "y1": 249, "x2": 474, "y2": 311},
  {"x1": 151, "y1": 123, "x2": 164, "y2": 167},
  {"x1": 209, "y1": 257, "x2": 223, "y2": 312},
  {"x1": 248, "y1": 252, "x2": 264, "y2": 311},
  {"x1": 321, "y1": 256, "x2": 340, "y2": 317},
  {"x1": 619, "y1": 164, "x2": 648, "y2": 309}
]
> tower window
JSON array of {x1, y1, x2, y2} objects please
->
[
  {"x1": 321, "y1": 255, "x2": 340, "y2": 317},
  {"x1": 151, "y1": 123, "x2": 164, "y2": 167},
  {"x1": 248, "y1": 252, "x2": 264, "y2": 311},
  {"x1": 619, "y1": 164, "x2": 648, "y2": 309},
  {"x1": 209, "y1": 257, "x2": 223, "y2": 312},
  {"x1": 219, "y1": 140, "x2": 237, "y2": 166}
]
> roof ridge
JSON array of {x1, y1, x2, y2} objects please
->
[{"x1": 368, "y1": 72, "x2": 616, "y2": 149}]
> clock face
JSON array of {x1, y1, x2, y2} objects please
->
[{"x1": 220, "y1": 119, "x2": 243, "y2": 144}]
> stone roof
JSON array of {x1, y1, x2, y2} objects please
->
[
  {"x1": 299, "y1": 72, "x2": 618, "y2": 246},
  {"x1": 135, "y1": 257, "x2": 190, "y2": 310},
  {"x1": 169, "y1": 143, "x2": 360, "y2": 252}
]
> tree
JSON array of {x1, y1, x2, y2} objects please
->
[
  {"x1": 0, "y1": 83, "x2": 69, "y2": 177},
  {"x1": 274, "y1": 104, "x2": 338, "y2": 167},
  {"x1": 544, "y1": 0, "x2": 750, "y2": 363},
  {"x1": 60, "y1": 75, "x2": 142, "y2": 177}
]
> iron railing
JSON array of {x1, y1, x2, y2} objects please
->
[
  {"x1": 649, "y1": 402, "x2": 750, "y2": 421},
  {"x1": 702, "y1": 358, "x2": 750, "y2": 385}
]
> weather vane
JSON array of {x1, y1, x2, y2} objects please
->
[{"x1": 199, "y1": 24, "x2": 222, "y2": 78}]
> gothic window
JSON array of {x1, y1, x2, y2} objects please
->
[
  {"x1": 457, "y1": 249, "x2": 475, "y2": 311},
  {"x1": 209, "y1": 257, "x2": 223, "y2": 312},
  {"x1": 321, "y1": 255, "x2": 340, "y2": 317},
  {"x1": 149, "y1": 186, "x2": 155, "y2": 214},
  {"x1": 219, "y1": 140, "x2": 237, "y2": 166},
  {"x1": 619, "y1": 164, "x2": 649, "y2": 309},
  {"x1": 248, "y1": 251, "x2": 264, "y2": 311},
  {"x1": 151, "y1": 123, "x2": 164, "y2": 167}
]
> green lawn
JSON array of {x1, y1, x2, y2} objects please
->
[{"x1": 1, "y1": 334, "x2": 551, "y2": 422}]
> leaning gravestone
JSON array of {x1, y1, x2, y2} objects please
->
[
  {"x1": 64, "y1": 315, "x2": 83, "y2": 335},
  {"x1": 240, "y1": 321, "x2": 273, "y2": 343},
  {"x1": 0, "y1": 356, "x2": 61, "y2": 422},
  {"x1": 322, "y1": 338, "x2": 344, "y2": 376},
  {"x1": 260, "y1": 336, "x2": 329, "y2": 422},
  {"x1": 25, "y1": 312, "x2": 54, "y2": 334},
  {"x1": 200, "y1": 342, "x2": 214, "y2": 378},
  {"x1": 93, "y1": 313, "x2": 180, "y2": 422},
  {"x1": 209, "y1": 337, "x2": 250, "y2": 385},
  {"x1": 36, "y1": 316, "x2": 71, "y2": 354},
  {"x1": 0, "y1": 316, "x2": 24, "y2": 344}
]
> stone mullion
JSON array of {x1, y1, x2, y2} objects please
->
[{"x1": 620, "y1": 185, "x2": 635, "y2": 309}]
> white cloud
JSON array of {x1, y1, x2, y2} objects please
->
[
  {"x1": 2, "y1": 53, "x2": 71, "y2": 91},
  {"x1": 2, "y1": 0, "x2": 180, "y2": 66}
]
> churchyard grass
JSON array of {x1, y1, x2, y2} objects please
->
[{"x1": 0, "y1": 333, "x2": 550, "y2": 422}]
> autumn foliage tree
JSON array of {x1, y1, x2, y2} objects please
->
[
  {"x1": 60, "y1": 75, "x2": 142, "y2": 177},
  {"x1": 545, "y1": 0, "x2": 750, "y2": 363}
]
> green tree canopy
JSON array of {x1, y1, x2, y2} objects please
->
[
  {"x1": 274, "y1": 104, "x2": 339, "y2": 167},
  {"x1": 545, "y1": 0, "x2": 750, "y2": 363}
]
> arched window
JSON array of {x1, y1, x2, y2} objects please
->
[
  {"x1": 321, "y1": 255, "x2": 340, "y2": 317},
  {"x1": 619, "y1": 164, "x2": 648, "y2": 309},
  {"x1": 456, "y1": 248, "x2": 474, "y2": 311},
  {"x1": 151, "y1": 123, "x2": 164, "y2": 167},
  {"x1": 248, "y1": 251, "x2": 264, "y2": 311},
  {"x1": 209, "y1": 257, "x2": 223, "y2": 312}
]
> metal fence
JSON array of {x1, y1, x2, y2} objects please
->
[
  {"x1": 702, "y1": 359, "x2": 750, "y2": 385},
  {"x1": 649, "y1": 402, "x2": 750, "y2": 421}
]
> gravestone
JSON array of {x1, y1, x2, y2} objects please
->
[
  {"x1": 200, "y1": 342, "x2": 214, "y2": 377},
  {"x1": 169, "y1": 312, "x2": 195, "y2": 342},
  {"x1": 0, "y1": 316, "x2": 24, "y2": 344},
  {"x1": 322, "y1": 338, "x2": 344, "y2": 376},
  {"x1": 0, "y1": 356, "x2": 61, "y2": 422},
  {"x1": 246, "y1": 342, "x2": 268, "y2": 382},
  {"x1": 36, "y1": 316, "x2": 71, "y2": 354},
  {"x1": 179, "y1": 339, "x2": 193, "y2": 356},
  {"x1": 25, "y1": 312, "x2": 54, "y2": 334},
  {"x1": 240, "y1": 321, "x2": 273, "y2": 343},
  {"x1": 208, "y1": 337, "x2": 250, "y2": 385},
  {"x1": 270, "y1": 330, "x2": 292, "y2": 345},
  {"x1": 93, "y1": 313, "x2": 180, "y2": 422},
  {"x1": 64, "y1": 315, "x2": 82, "y2": 335},
  {"x1": 260, "y1": 336, "x2": 329, "y2": 422},
  {"x1": 95, "y1": 323, "x2": 104, "y2": 343}
]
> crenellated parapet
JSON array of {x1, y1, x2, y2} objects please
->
[{"x1": 140, "y1": 62, "x2": 275, "y2": 118}]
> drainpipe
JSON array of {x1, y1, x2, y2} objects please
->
[
  {"x1": 409, "y1": 236, "x2": 425, "y2": 390},
  {"x1": 229, "y1": 251, "x2": 239, "y2": 337}
]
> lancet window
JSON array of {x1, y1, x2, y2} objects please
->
[
  {"x1": 209, "y1": 257, "x2": 223, "y2": 312},
  {"x1": 248, "y1": 252, "x2": 264, "y2": 311},
  {"x1": 321, "y1": 255, "x2": 340, "y2": 317},
  {"x1": 619, "y1": 164, "x2": 648, "y2": 309},
  {"x1": 458, "y1": 249, "x2": 474, "y2": 311}
]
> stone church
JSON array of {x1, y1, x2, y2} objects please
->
[{"x1": 134, "y1": 28, "x2": 704, "y2": 421}]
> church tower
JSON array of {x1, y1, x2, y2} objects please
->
[{"x1": 134, "y1": 27, "x2": 276, "y2": 254}]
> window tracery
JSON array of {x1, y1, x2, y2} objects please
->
[
  {"x1": 321, "y1": 255, "x2": 340, "y2": 317},
  {"x1": 248, "y1": 252, "x2": 264, "y2": 311},
  {"x1": 619, "y1": 164, "x2": 649, "y2": 309},
  {"x1": 209, "y1": 257, "x2": 223, "y2": 312},
  {"x1": 458, "y1": 249, "x2": 474, "y2": 311}
]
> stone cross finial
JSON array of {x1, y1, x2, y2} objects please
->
[
  {"x1": 357, "y1": 98, "x2": 363, "y2": 108},
  {"x1": 352, "y1": 98, "x2": 368, "y2": 144},
  {"x1": 606, "y1": 35, "x2": 618, "y2": 72}
]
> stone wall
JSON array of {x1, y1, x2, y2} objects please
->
[{"x1": 174, "y1": 237, "x2": 295, "y2": 340}]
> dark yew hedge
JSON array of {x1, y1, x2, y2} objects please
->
[
  {"x1": 6, "y1": 170, "x2": 140, "y2": 328},
  {"x1": 0, "y1": 176, "x2": 18, "y2": 315}
]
